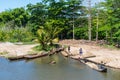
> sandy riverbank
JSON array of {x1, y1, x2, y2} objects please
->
[
  {"x1": 59, "y1": 40, "x2": 120, "y2": 69},
  {"x1": 0, "y1": 40, "x2": 120, "y2": 69},
  {"x1": 0, "y1": 42, "x2": 37, "y2": 57}
]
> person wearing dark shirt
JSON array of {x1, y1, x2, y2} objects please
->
[
  {"x1": 68, "y1": 46, "x2": 70, "y2": 53},
  {"x1": 79, "y1": 48, "x2": 83, "y2": 56}
]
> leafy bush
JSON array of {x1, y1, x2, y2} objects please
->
[
  {"x1": 74, "y1": 26, "x2": 88, "y2": 39},
  {"x1": 0, "y1": 27, "x2": 34, "y2": 42}
]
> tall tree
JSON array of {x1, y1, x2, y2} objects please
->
[
  {"x1": 0, "y1": 8, "x2": 29, "y2": 28},
  {"x1": 42, "y1": 0, "x2": 84, "y2": 39},
  {"x1": 11, "y1": 7, "x2": 29, "y2": 27},
  {"x1": 27, "y1": 2, "x2": 47, "y2": 33},
  {"x1": 88, "y1": 0, "x2": 92, "y2": 41},
  {"x1": 102, "y1": 0, "x2": 120, "y2": 45}
]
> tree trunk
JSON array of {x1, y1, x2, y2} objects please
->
[
  {"x1": 73, "y1": 16, "x2": 75, "y2": 40},
  {"x1": 88, "y1": 0, "x2": 92, "y2": 41},
  {"x1": 96, "y1": 12, "x2": 99, "y2": 41}
]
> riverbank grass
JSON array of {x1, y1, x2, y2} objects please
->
[
  {"x1": 100, "y1": 44, "x2": 120, "y2": 50},
  {"x1": 33, "y1": 44, "x2": 60, "y2": 52},
  {"x1": 0, "y1": 51, "x2": 8, "y2": 55}
]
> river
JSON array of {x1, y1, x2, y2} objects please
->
[{"x1": 0, "y1": 54, "x2": 120, "y2": 80}]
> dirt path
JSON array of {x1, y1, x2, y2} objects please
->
[{"x1": 59, "y1": 40, "x2": 120, "y2": 69}]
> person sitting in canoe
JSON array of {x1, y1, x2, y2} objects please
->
[
  {"x1": 97, "y1": 61, "x2": 107, "y2": 72},
  {"x1": 99, "y1": 61, "x2": 104, "y2": 69}
]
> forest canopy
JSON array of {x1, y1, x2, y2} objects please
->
[{"x1": 0, "y1": 0, "x2": 120, "y2": 47}]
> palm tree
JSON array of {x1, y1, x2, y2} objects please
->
[
  {"x1": 36, "y1": 20, "x2": 63, "y2": 50},
  {"x1": 37, "y1": 27, "x2": 50, "y2": 50},
  {"x1": 45, "y1": 21, "x2": 63, "y2": 46}
]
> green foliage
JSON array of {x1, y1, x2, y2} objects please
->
[
  {"x1": 0, "y1": 8, "x2": 29, "y2": 28},
  {"x1": 33, "y1": 45, "x2": 51, "y2": 51},
  {"x1": 0, "y1": 27, "x2": 34, "y2": 42},
  {"x1": 0, "y1": 0, "x2": 120, "y2": 48},
  {"x1": 33, "y1": 43, "x2": 60, "y2": 51},
  {"x1": 36, "y1": 19, "x2": 63, "y2": 50},
  {"x1": 27, "y1": 3, "x2": 46, "y2": 33},
  {"x1": 37, "y1": 27, "x2": 50, "y2": 50},
  {"x1": 98, "y1": 0, "x2": 120, "y2": 46},
  {"x1": 26, "y1": 0, "x2": 85, "y2": 39},
  {"x1": 74, "y1": 26, "x2": 88, "y2": 39},
  {"x1": 44, "y1": 19, "x2": 63, "y2": 43}
]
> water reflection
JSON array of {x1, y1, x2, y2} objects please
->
[
  {"x1": 0, "y1": 54, "x2": 120, "y2": 80},
  {"x1": 105, "y1": 68, "x2": 120, "y2": 80}
]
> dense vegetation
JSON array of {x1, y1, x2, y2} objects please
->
[{"x1": 0, "y1": 0, "x2": 120, "y2": 48}]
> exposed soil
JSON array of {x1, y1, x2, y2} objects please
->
[
  {"x1": 0, "y1": 40, "x2": 120, "y2": 69},
  {"x1": 0, "y1": 42, "x2": 37, "y2": 56},
  {"x1": 59, "y1": 39, "x2": 120, "y2": 69}
]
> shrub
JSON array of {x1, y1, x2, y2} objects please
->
[{"x1": 0, "y1": 27, "x2": 34, "y2": 42}]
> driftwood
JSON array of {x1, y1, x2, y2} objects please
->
[
  {"x1": 80, "y1": 57, "x2": 119, "y2": 70},
  {"x1": 7, "y1": 55, "x2": 24, "y2": 60},
  {"x1": 7, "y1": 48, "x2": 64, "y2": 61},
  {"x1": 61, "y1": 50, "x2": 108, "y2": 72},
  {"x1": 24, "y1": 52, "x2": 48, "y2": 59},
  {"x1": 61, "y1": 51, "x2": 69, "y2": 57}
]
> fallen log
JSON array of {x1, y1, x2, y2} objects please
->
[
  {"x1": 83, "y1": 55, "x2": 96, "y2": 58},
  {"x1": 7, "y1": 47, "x2": 64, "y2": 61},
  {"x1": 80, "y1": 57, "x2": 120, "y2": 69},
  {"x1": 49, "y1": 48, "x2": 64, "y2": 56},
  {"x1": 24, "y1": 52, "x2": 48, "y2": 59},
  {"x1": 7, "y1": 55, "x2": 24, "y2": 60}
]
